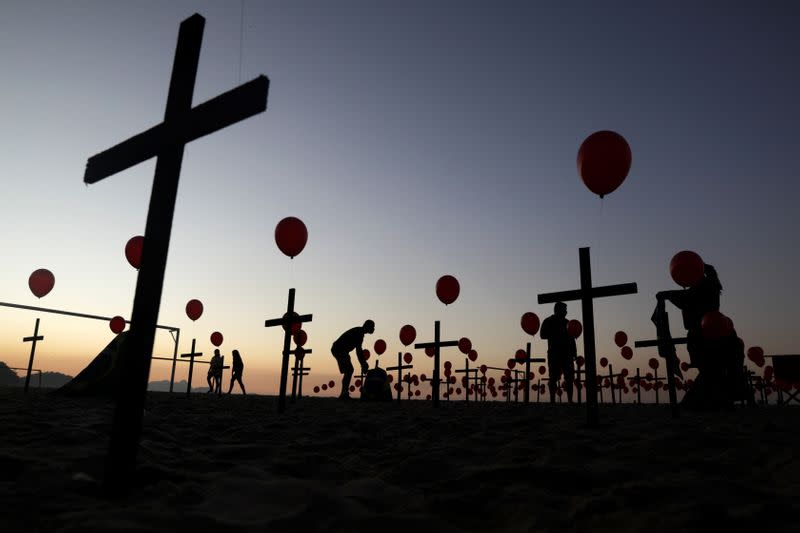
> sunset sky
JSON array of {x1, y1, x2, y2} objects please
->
[{"x1": 1, "y1": 1, "x2": 797, "y2": 397}]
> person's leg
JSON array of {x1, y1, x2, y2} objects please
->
[
  {"x1": 333, "y1": 351, "x2": 353, "y2": 398},
  {"x1": 207, "y1": 374, "x2": 214, "y2": 392},
  {"x1": 237, "y1": 377, "x2": 246, "y2": 395},
  {"x1": 548, "y1": 353, "x2": 562, "y2": 403},
  {"x1": 564, "y1": 361, "x2": 575, "y2": 403}
]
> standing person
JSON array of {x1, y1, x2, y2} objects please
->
[
  {"x1": 331, "y1": 319, "x2": 375, "y2": 400},
  {"x1": 227, "y1": 349, "x2": 246, "y2": 395},
  {"x1": 540, "y1": 302, "x2": 576, "y2": 403},
  {"x1": 207, "y1": 349, "x2": 222, "y2": 393}
]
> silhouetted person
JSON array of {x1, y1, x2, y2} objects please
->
[
  {"x1": 227, "y1": 349, "x2": 246, "y2": 395},
  {"x1": 540, "y1": 302, "x2": 576, "y2": 403},
  {"x1": 657, "y1": 264, "x2": 737, "y2": 409},
  {"x1": 331, "y1": 319, "x2": 375, "y2": 400},
  {"x1": 208, "y1": 349, "x2": 223, "y2": 393}
]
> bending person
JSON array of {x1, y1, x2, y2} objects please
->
[{"x1": 331, "y1": 319, "x2": 375, "y2": 400}]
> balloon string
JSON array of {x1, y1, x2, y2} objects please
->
[{"x1": 238, "y1": 0, "x2": 245, "y2": 83}]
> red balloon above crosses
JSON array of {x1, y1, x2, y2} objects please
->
[
  {"x1": 28, "y1": 269, "x2": 55, "y2": 299},
  {"x1": 670, "y1": 251, "x2": 704, "y2": 288},
  {"x1": 274, "y1": 217, "x2": 308, "y2": 259},
  {"x1": 125, "y1": 235, "x2": 144, "y2": 269},
  {"x1": 567, "y1": 320, "x2": 583, "y2": 339},
  {"x1": 436, "y1": 275, "x2": 460, "y2": 305},
  {"x1": 210, "y1": 331, "x2": 223, "y2": 346},
  {"x1": 577, "y1": 130, "x2": 632, "y2": 198},
  {"x1": 110, "y1": 316, "x2": 126, "y2": 334},
  {"x1": 399, "y1": 325, "x2": 416, "y2": 346},
  {"x1": 185, "y1": 299, "x2": 203, "y2": 321},
  {"x1": 521, "y1": 312, "x2": 540, "y2": 336}
]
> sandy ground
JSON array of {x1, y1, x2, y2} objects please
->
[{"x1": 0, "y1": 388, "x2": 797, "y2": 532}]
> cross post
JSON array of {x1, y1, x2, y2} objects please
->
[
  {"x1": 414, "y1": 321, "x2": 459, "y2": 407},
  {"x1": 85, "y1": 13, "x2": 269, "y2": 494},
  {"x1": 22, "y1": 318, "x2": 44, "y2": 393},
  {"x1": 179, "y1": 338, "x2": 203, "y2": 398},
  {"x1": 387, "y1": 352, "x2": 413, "y2": 402},
  {"x1": 516, "y1": 342, "x2": 546, "y2": 404},
  {"x1": 538, "y1": 247, "x2": 637, "y2": 427},
  {"x1": 264, "y1": 288, "x2": 313, "y2": 412},
  {"x1": 454, "y1": 358, "x2": 479, "y2": 403},
  {"x1": 290, "y1": 347, "x2": 312, "y2": 402}
]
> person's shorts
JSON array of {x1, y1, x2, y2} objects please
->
[
  {"x1": 332, "y1": 351, "x2": 354, "y2": 374},
  {"x1": 547, "y1": 353, "x2": 574, "y2": 381}
]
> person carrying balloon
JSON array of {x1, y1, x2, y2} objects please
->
[
  {"x1": 331, "y1": 320, "x2": 375, "y2": 400},
  {"x1": 227, "y1": 349, "x2": 246, "y2": 395},
  {"x1": 207, "y1": 349, "x2": 223, "y2": 393},
  {"x1": 540, "y1": 302, "x2": 577, "y2": 404}
]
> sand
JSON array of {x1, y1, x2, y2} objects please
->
[{"x1": 1, "y1": 388, "x2": 797, "y2": 532}]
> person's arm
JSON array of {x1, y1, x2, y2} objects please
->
[
  {"x1": 355, "y1": 345, "x2": 368, "y2": 373},
  {"x1": 657, "y1": 290, "x2": 686, "y2": 309},
  {"x1": 540, "y1": 318, "x2": 550, "y2": 340}
]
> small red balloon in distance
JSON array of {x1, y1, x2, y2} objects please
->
[
  {"x1": 436, "y1": 275, "x2": 460, "y2": 305},
  {"x1": 576, "y1": 356, "x2": 585, "y2": 367},
  {"x1": 649, "y1": 357, "x2": 659, "y2": 370},
  {"x1": 680, "y1": 361, "x2": 690, "y2": 372},
  {"x1": 321, "y1": 384, "x2": 328, "y2": 391},
  {"x1": 747, "y1": 346, "x2": 765, "y2": 367},
  {"x1": 444, "y1": 361, "x2": 452, "y2": 369},
  {"x1": 480, "y1": 365, "x2": 487, "y2": 374},
  {"x1": 701, "y1": 311, "x2": 733, "y2": 339},
  {"x1": 210, "y1": 331, "x2": 223, "y2": 346},
  {"x1": 620, "y1": 346, "x2": 633, "y2": 360},
  {"x1": 458, "y1": 337, "x2": 472, "y2": 354},
  {"x1": 538, "y1": 365, "x2": 546, "y2": 375},
  {"x1": 577, "y1": 130, "x2": 632, "y2": 198},
  {"x1": 425, "y1": 347, "x2": 435, "y2": 357},
  {"x1": 274, "y1": 216, "x2": 308, "y2": 258},
  {"x1": 282, "y1": 312, "x2": 301, "y2": 334},
  {"x1": 614, "y1": 331, "x2": 628, "y2": 348},
  {"x1": 349, "y1": 386, "x2": 355, "y2": 392},
  {"x1": 507, "y1": 358, "x2": 516, "y2": 369},
  {"x1": 399, "y1": 325, "x2": 416, "y2": 346},
  {"x1": 670, "y1": 250, "x2": 705, "y2": 288},
  {"x1": 374, "y1": 339, "x2": 386, "y2": 355},
  {"x1": 328, "y1": 380, "x2": 335, "y2": 388},
  {"x1": 355, "y1": 379, "x2": 363, "y2": 387},
  {"x1": 28, "y1": 269, "x2": 55, "y2": 298},
  {"x1": 125, "y1": 236, "x2": 144, "y2": 269},
  {"x1": 567, "y1": 320, "x2": 582, "y2": 338},
  {"x1": 521, "y1": 312, "x2": 540, "y2": 336},
  {"x1": 426, "y1": 394, "x2": 432, "y2": 400},
  {"x1": 110, "y1": 316, "x2": 125, "y2": 334},
  {"x1": 293, "y1": 329, "x2": 308, "y2": 347},
  {"x1": 420, "y1": 374, "x2": 427, "y2": 381},
  {"x1": 599, "y1": 357, "x2": 608, "y2": 368},
  {"x1": 362, "y1": 349, "x2": 370, "y2": 361},
  {"x1": 515, "y1": 349, "x2": 527, "y2": 362},
  {"x1": 468, "y1": 349, "x2": 478, "y2": 362},
  {"x1": 313, "y1": 386, "x2": 320, "y2": 393},
  {"x1": 185, "y1": 299, "x2": 203, "y2": 321},
  {"x1": 415, "y1": 390, "x2": 421, "y2": 397},
  {"x1": 403, "y1": 352, "x2": 413, "y2": 364}
]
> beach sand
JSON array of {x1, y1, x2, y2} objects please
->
[{"x1": 1, "y1": 388, "x2": 797, "y2": 532}]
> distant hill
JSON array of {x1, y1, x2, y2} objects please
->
[
  {"x1": 0, "y1": 362, "x2": 73, "y2": 389},
  {"x1": 148, "y1": 379, "x2": 208, "y2": 393}
]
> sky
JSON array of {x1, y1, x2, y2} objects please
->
[{"x1": 1, "y1": 1, "x2": 798, "y2": 398}]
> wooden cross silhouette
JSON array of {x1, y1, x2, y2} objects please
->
[
  {"x1": 599, "y1": 364, "x2": 625, "y2": 404},
  {"x1": 515, "y1": 342, "x2": 546, "y2": 404},
  {"x1": 264, "y1": 288, "x2": 312, "y2": 412},
  {"x1": 387, "y1": 352, "x2": 413, "y2": 402},
  {"x1": 22, "y1": 318, "x2": 44, "y2": 393},
  {"x1": 83, "y1": 13, "x2": 269, "y2": 493},
  {"x1": 179, "y1": 338, "x2": 203, "y2": 398},
  {"x1": 454, "y1": 358, "x2": 479, "y2": 403},
  {"x1": 414, "y1": 321, "x2": 459, "y2": 407},
  {"x1": 538, "y1": 247, "x2": 637, "y2": 427},
  {"x1": 290, "y1": 347, "x2": 312, "y2": 402}
]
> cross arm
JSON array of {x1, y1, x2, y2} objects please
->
[
  {"x1": 414, "y1": 341, "x2": 459, "y2": 349},
  {"x1": 264, "y1": 313, "x2": 313, "y2": 328},
  {"x1": 180, "y1": 351, "x2": 204, "y2": 358},
  {"x1": 634, "y1": 338, "x2": 688, "y2": 348},
  {"x1": 23, "y1": 335, "x2": 44, "y2": 342},
  {"x1": 538, "y1": 283, "x2": 638, "y2": 304},
  {"x1": 387, "y1": 365, "x2": 413, "y2": 371}
]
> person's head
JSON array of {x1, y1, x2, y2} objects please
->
[
  {"x1": 363, "y1": 319, "x2": 375, "y2": 334},
  {"x1": 232, "y1": 349, "x2": 240, "y2": 359},
  {"x1": 704, "y1": 264, "x2": 723, "y2": 292},
  {"x1": 214, "y1": 348, "x2": 220, "y2": 356},
  {"x1": 554, "y1": 302, "x2": 567, "y2": 318}
]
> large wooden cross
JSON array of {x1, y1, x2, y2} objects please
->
[
  {"x1": 538, "y1": 247, "x2": 637, "y2": 427},
  {"x1": 83, "y1": 14, "x2": 269, "y2": 493},
  {"x1": 264, "y1": 288, "x2": 312, "y2": 412},
  {"x1": 22, "y1": 318, "x2": 44, "y2": 393},
  {"x1": 414, "y1": 321, "x2": 459, "y2": 407},
  {"x1": 387, "y1": 352, "x2": 413, "y2": 402},
  {"x1": 179, "y1": 338, "x2": 203, "y2": 398}
]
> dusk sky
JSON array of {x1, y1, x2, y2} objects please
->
[{"x1": 1, "y1": 1, "x2": 797, "y2": 396}]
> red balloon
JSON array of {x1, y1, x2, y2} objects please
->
[
  {"x1": 274, "y1": 217, "x2": 308, "y2": 258},
  {"x1": 458, "y1": 337, "x2": 472, "y2": 355},
  {"x1": 420, "y1": 374, "x2": 427, "y2": 381},
  {"x1": 567, "y1": 320, "x2": 582, "y2": 339},
  {"x1": 521, "y1": 312, "x2": 540, "y2": 336},
  {"x1": 210, "y1": 331, "x2": 223, "y2": 346},
  {"x1": 399, "y1": 325, "x2": 416, "y2": 346},
  {"x1": 350, "y1": 385, "x2": 356, "y2": 392},
  {"x1": 436, "y1": 275, "x2": 460, "y2": 305},
  {"x1": 444, "y1": 361, "x2": 452, "y2": 369},
  {"x1": 599, "y1": 357, "x2": 608, "y2": 368},
  {"x1": 28, "y1": 269, "x2": 55, "y2": 298},
  {"x1": 125, "y1": 236, "x2": 144, "y2": 269},
  {"x1": 620, "y1": 346, "x2": 633, "y2": 360},
  {"x1": 110, "y1": 316, "x2": 125, "y2": 334},
  {"x1": 479, "y1": 364, "x2": 487, "y2": 374},
  {"x1": 515, "y1": 349, "x2": 527, "y2": 362},
  {"x1": 670, "y1": 251, "x2": 704, "y2": 288},
  {"x1": 468, "y1": 350, "x2": 478, "y2": 362},
  {"x1": 293, "y1": 329, "x2": 308, "y2": 347},
  {"x1": 363, "y1": 349, "x2": 371, "y2": 361},
  {"x1": 425, "y1": 347, "x2": 435, "y2": 357},
  {"x1": 403, "y1": 352, "x2": 413, "y2": 364},
  {"x1": 576, "y1": 355, "x2": 585, "y2": 367},
  {"x1": 680, "y1": 361, "x2": 690, "y2": 372},
  {"x1": 621, "y1": 368, "x2": 629, "y2": 377},
  {"x1": 747, "y1": 346, "x2": 765, "y2": 368},
  {"x1": 538, "y1": 365, "x2": 547, "y2": 375},
  {"x1": 577, "y1": 130, "x2": 632, "y2": 198},
  {"x1": 313, "y1": 386, "x2": 320, "y2": 393},
  {"x1": 185, "y1": 299, "x2": 203, "y2": 321},
  {"x1": 614, "y1": 331, "x2": 628, "y2": 348},
  {"x1": 507, "y1": 358, "x2": 516, "y2": 369},
  {"x1": 328, "y1": 380, "x2": 335, "y2": 388},
  {"x1": 355, "y1": 379, "x2": 363, "y2": 387},
  {"x1": 282, "y1": 312, "x2": 302, "y2": 334},
  {"x1": 701, "y1": 311, "x2": 733, "y2": 340},
  {"x1": 374, "y1": 339, "x2": 387, "y2": 355},
  {"x1": 648, "y1": 357, "x2": 659, "y2": 370},
  {"x1": 321, "y1": 384, "x2": 328, "y2": 391}
]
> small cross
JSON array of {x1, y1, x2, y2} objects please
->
[
  {"x1": 85, "y1": 13, "x2": 269, "y2": 493},
  {"x1": 179, "y1": 338, "x2": 203, "y2": 398},
  {"x1": 387, "y1": 352, "x2": 413, "y2": 402},
  {"x1": 454, "y1": 358, "x2": 479, "y2": 403},
  {"x1": 290, "y1": 347, "x2": 312, "y2": 402},
  {"x1": 514, "y1": 342, "x2": 546, "y2": 404},
  {"x1": 22, "y1": 318, "x2": 44, "y2": 393},
  {"x1": 538, "y1": 247, "x2": 637, "y2": 427},
  {"x1": 291, "y1": 357, "x2": 310, "y2": 401},
  {"x1": 264, "y1": 288, "x2": 312, "y2": 412},
  {"x1": 414, "y1": 321, "x2": 460, "y2": 407}
]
